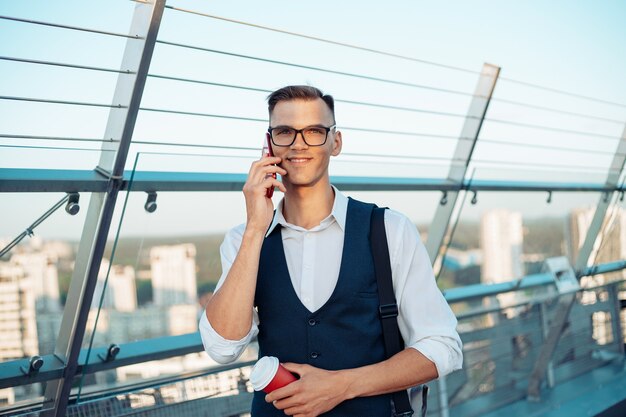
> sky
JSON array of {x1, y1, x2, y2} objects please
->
[{"x1": 1, "y1": 0, "x2": 625, "y2": 241}]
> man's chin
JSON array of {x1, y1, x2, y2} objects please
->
[
  {"x1": 284, "y1": 177, "x2": 322, "y2": 189},
  {"x1": 287, "y1": 182, "x2": 314, "y2": 188}
]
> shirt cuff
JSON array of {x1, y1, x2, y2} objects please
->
[
  {"x1": 198, "y1": 309, "x2": 258, "y2": 364},
  {"x1": 410, "y1": 338, "x2": 463, "y2": 378}
]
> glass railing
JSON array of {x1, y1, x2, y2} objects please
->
[
  {"x1": 0, "y1": 191, "x2": 97, "y2": 411},
  {"x1": 5, "y1": 268, "x2": 617, "y2": 417},
  {"x1": 436, "y1": 278, "x2": 626, "y2": 417},
  {"x1": 437, "y1": 187, "x2": 604, "y2": 291}
]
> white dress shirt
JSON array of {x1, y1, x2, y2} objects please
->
[{"x1": 199, "y1": 187, "x2": 463, "y2": 377}]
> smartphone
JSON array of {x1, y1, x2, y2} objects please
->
[{"x1": 263, "y1": 135, "x2": 276, "y2": 199}]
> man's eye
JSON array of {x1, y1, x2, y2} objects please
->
[
  {"x1": 275, "y1": 128, "x2": 294, "y2": 135},
  {"x1": 306, "y1": 128, "x2": 325, "y2": 135}
]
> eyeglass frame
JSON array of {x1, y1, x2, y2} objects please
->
[{"x1": 267, "y1": 124, "x2": 337, "y2": 147}]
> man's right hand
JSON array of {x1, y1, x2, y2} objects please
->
[
  {"x1": 206, "y1": 155, "x2": 286, "y2": 341},
  {"x1": 242, "y1": 155, "x2": 287, "y2": 234}
]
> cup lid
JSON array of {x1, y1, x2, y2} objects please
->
[{"x1": 250, "y1": 356, "x2": 279, "y2": 391}]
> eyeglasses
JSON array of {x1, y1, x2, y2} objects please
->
[{"x1": 267, "y1": 124, "x2": 336, "y2": 147}]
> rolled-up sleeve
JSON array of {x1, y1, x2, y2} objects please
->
[
  {"x1": 199, "y1": 308, "x2": 258, "y2": 364},
  {"x1": 386, "y1": 210, "x2": 463, "y2": 377},
  {"x1": 198, "y1": 223, "x2": 259, "y2": 364}
]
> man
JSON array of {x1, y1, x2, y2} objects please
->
[{"x1": 200, "y1": 85, "x2": 462, "y2": 417}]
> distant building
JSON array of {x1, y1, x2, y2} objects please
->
[
  {"x1": 84, "y1": 304, "x2": 199, "y2": 348},
  {"x1": 36, "y1": 312, "x2": 63, "y2": 356},
  {"x1": 454, "y1": 264, "x2": 482, "y2": 287},
  {"x1": 109, "y1": 264, "x2": 138, "y2": 312},
  {"x1": 567, "y1": 206, "x2": 626, "y2": 277},
  {"x1": 10, "y1": 252, "x2": 61, "y2": 313},
  {"x1": 41, "y1": 240, "x2": 74, "y2": 259},
  {"x1": 111, "y1": 351, "x2": 257, "y2": 407},
  {"x1": 92, "y1": 258, "x2": 137, "y2": 312},
  {"x1": 522, "y1": 253, "x2": 546, "y2": 275},
  {"x1": 566, "y1": 206, "x2": 595, "y2": 264},
  {"x1": 150, "y1": 244, "x2": 198, "y2": 306},
  {"x1": 481, "y1": 209, "x2": 524, "y2": 284},
  {"x1": 0, "y1": 388, "x2": 15, "y2": 408},
  {"x1": 0, "y1": 263, "x2": 38, "y2": 362},
  {"x1": 480, "y1": 209, "x2": 524, "y2": 314},
  {"x1": 443, "y1": 247, "x2": 483, "y2": 271},
  {"x1": 1, "y1": 241, "x2": 67, "y2": 362}
]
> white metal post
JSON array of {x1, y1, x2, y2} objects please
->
[
  {"x1": 426, "y1": 64, "x2": 500, "y2": 269},
  {"x1": 41, "y1": 2, "x2": 166, "y2": 416}
]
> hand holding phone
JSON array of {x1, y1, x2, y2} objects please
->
[{"x1": 263, "y1": 135, "x2": 276, "y2": 199}]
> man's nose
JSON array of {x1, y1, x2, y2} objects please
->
[{"x1": 291, "y1": 131, "x2": 309, "y2": 148}]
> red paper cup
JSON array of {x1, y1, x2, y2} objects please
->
[{"x1": 250, "y1": 356, "x2": 297, "y2": 393}]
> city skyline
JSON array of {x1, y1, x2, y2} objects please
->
[{"x1": 3, "y1": 204, "x2": 621, "y2": 300}]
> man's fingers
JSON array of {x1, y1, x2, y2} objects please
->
[
  {"x1": 270, "y1": 178, "x2": 287, "y2": 194},
  {"x1": 246, "y1": 167, "x2": 284, "y2": 190},
  {"x1": 272, "y1": 397, "x2": 305, "y2": 413},
  {"x1": 255, "y1": 156, "x2": 282, "y2": 167},
  {"x1": 284, "y1": 406, "x2": 306, "y2": 416},
  {"x1": 265, "y1": 381, "x2": 298, "y2": 402},
  {"x1": 260, "y1": 177, "x2": 286, "y2": 194},
  {"x1": 261, "y1": 172, "x2": 286, "y2": 194},
  {"x1": 281, "y1": 362, "x2": 307, "y2": 375},
  {"x1": 247, "y1": 159, "x2": 285, "y2": 185},
  {"x1": 258, "y1": 166, "x2": 286, "y2": 181},
  {"x1": 248, "y1": 157, "x2": 281, "y2": 176},
  {"x1": 262, "y1": 164, "x2": 287, "y2": 176},
  {"x1": 282, "y1": 405, "x2": 297, "y2": 414}
]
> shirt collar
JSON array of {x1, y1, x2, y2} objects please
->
[{"x1": 266, "y1": 185, "x2": 348, "y2": 237}]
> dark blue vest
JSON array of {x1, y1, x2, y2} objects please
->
[{"x1": 252, "y1": 197, "x2": 392, "y2": 416}]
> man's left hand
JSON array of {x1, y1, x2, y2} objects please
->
[{"x1": 265, "y1": 362, "x2": 351, "y2": 417}]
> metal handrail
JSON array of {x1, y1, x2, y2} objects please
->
[{"x1": 1, "y1": 167, "x2": 623, "y2": 193}]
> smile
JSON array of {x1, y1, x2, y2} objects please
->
[{"x1": 288, "y1": 158, "x2": 312, "y2": 164}]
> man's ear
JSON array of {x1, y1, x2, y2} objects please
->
[{"x1": 331, "y1": 130, "x2": 342, "y2": 156}]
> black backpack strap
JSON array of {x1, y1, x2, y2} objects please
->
[{"x1": 370, "y1": 207, "x2": 414, "y2": 417}]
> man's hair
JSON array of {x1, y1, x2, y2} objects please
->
[{"x1": 267, "y1": 85, "x2": 335, "y2": 121}]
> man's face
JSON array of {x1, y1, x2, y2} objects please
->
[{"x1": 268, "y1": 98, "x2": 342, "y2": 189}]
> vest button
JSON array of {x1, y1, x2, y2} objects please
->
[
  {"x1": 308, "y1": 319, "x2": 317, "y2": 326},
  {"x1": 310, "y1": 352, "x2": 319, "y2": 359}
]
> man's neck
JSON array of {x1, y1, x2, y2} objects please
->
[{"x1": 282, "y1": 181, "x2": 335, "y2": 230}]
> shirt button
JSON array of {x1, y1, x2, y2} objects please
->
[
  {"x1": 310, "y1": 352, "x2": 319, "y2": 359},
  {"x1": 308, "y1": 319, "x2": 317, "y2": 326}
]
